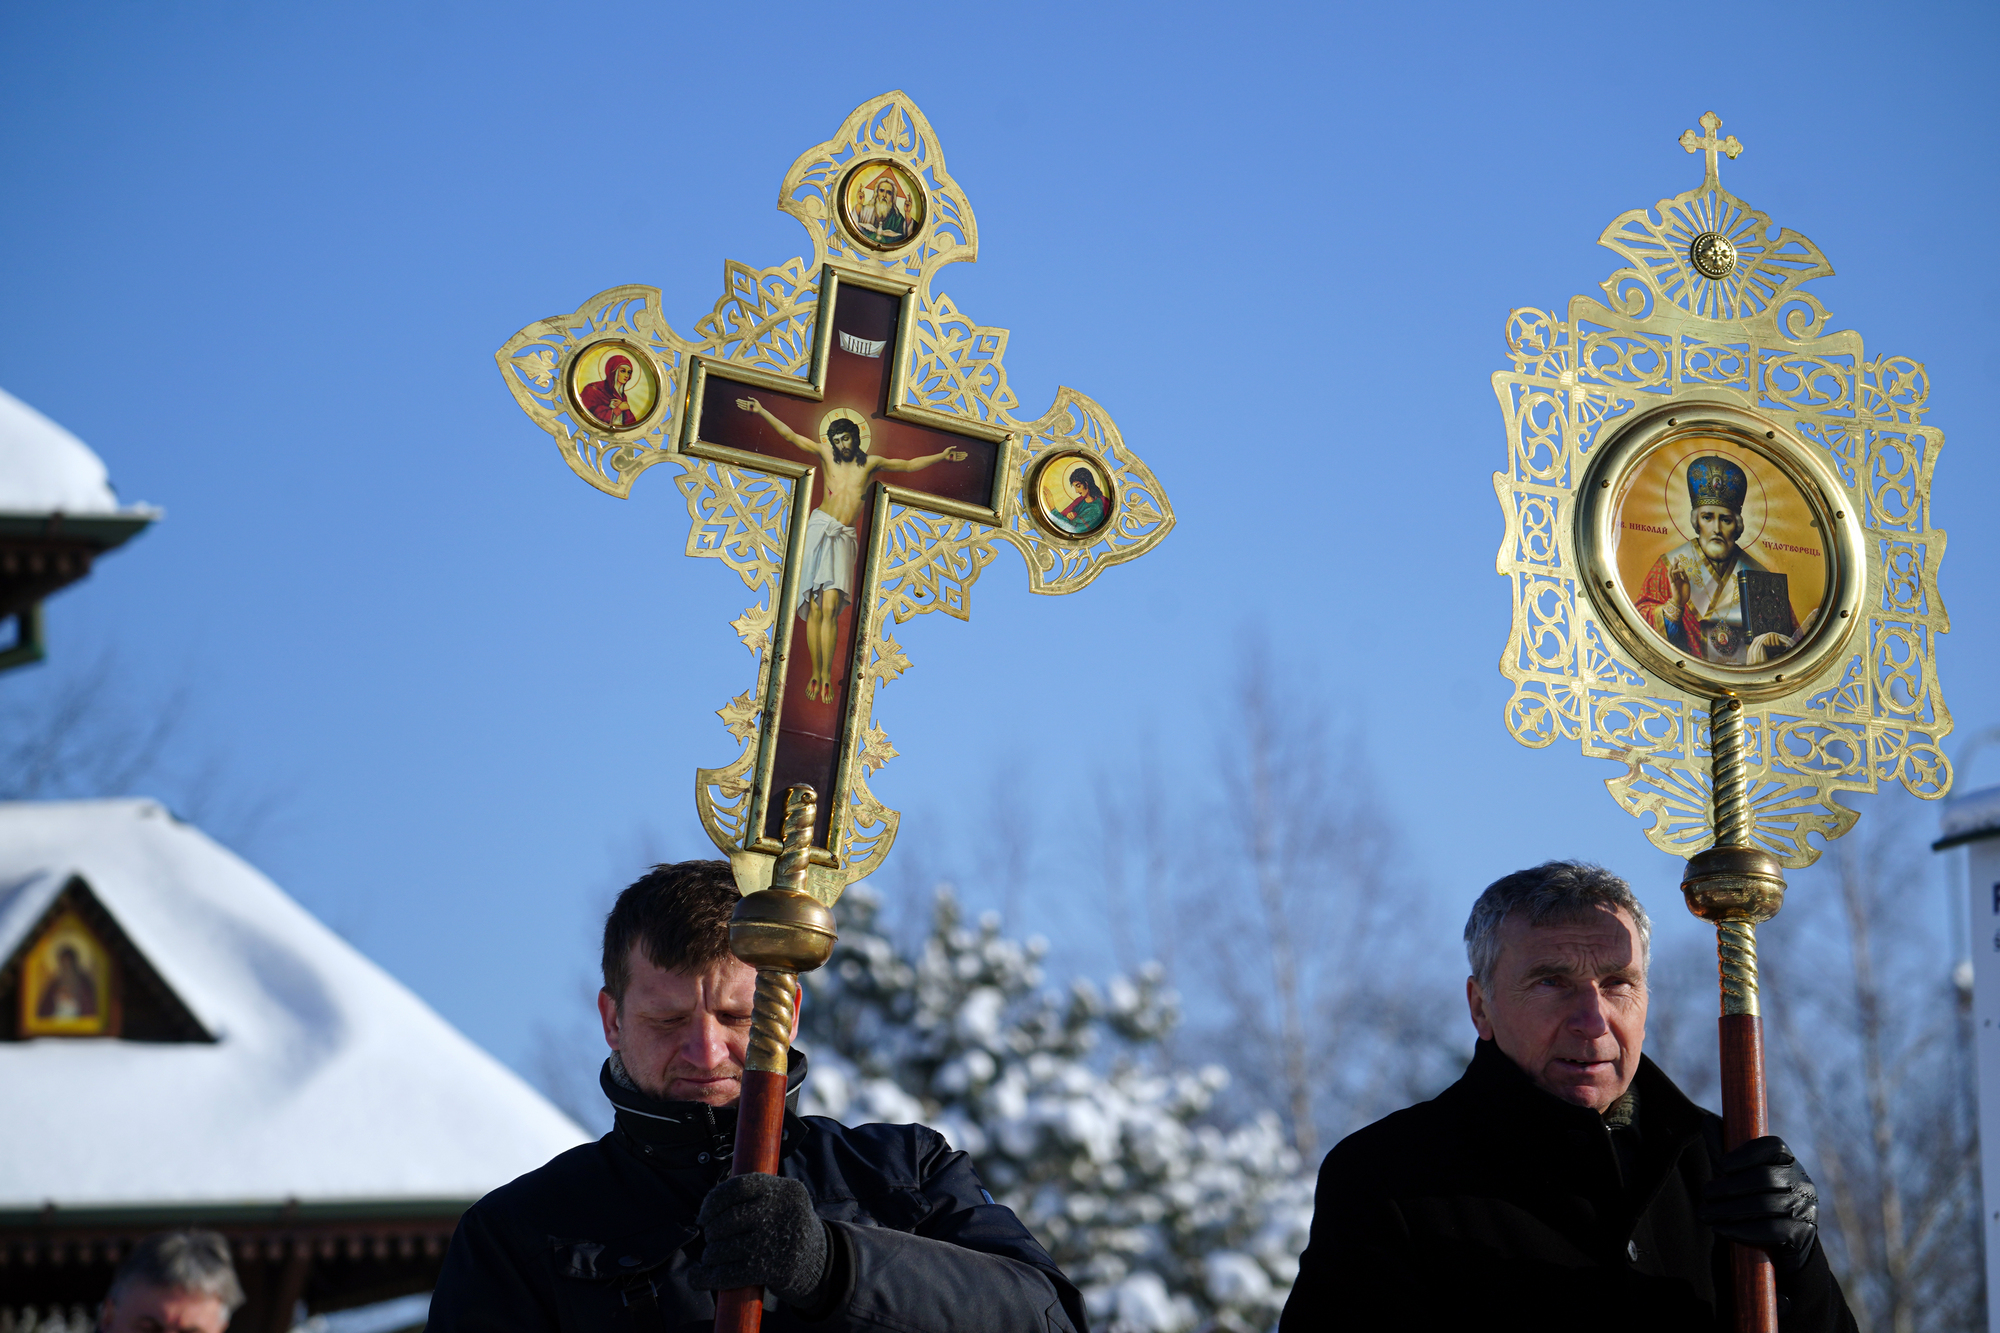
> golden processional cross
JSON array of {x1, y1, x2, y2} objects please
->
[
  {"x1": 1494, "y1": 112, "x2": 1951, "y2": 1333},
  {"x1": 495, "y1": 91, "x2": 1173, "y2": 1333},
  {"x1": 497, "y1": 92, "x2": 1171, "y2": 892}
]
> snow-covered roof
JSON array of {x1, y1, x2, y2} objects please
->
[
  {"x1": 0, "y1": 799, "x2": 589, "y2": 1212},
  {"x1": 0, "y1": 387, "x2": 159, "y2": 519},
  {"x1": 1938, "y1": 784, "x2": 2000, "y2": 850}
]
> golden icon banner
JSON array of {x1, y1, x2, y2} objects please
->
[{"x1": 1494, "y1": 114, "x2": 1950, "y2": 867}]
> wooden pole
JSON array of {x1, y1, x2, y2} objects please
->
[
  {"x1": 1718, "y1": 1006, "x2": 1773, "y2": 1329},
  {"x1": 1682, "y1": 696, "x2": 1785, "y2": 1333},
  {"x1": 714, "y1": 787, "x2": 837, "y2": 1333}
]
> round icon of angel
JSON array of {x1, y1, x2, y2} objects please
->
[
  {"x1": 1033, "y1": 452, "x2": 1114, "y2": 539},
  {"x1": 567, "y1": 341, "x2": 658, "y2": 432},
  {"x1": 1611, "y1": 438, "x2": 1830, "y2": 668},
  {"x1": 839, "y1": 160, "x2": 926, "y2": 251}
]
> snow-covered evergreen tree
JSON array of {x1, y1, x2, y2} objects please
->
[{"x1": 797, "y1": 888, "x2": 1313, "y2": 1333}]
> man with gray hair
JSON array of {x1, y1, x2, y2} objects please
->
[
  {"x1": 1280, "y1": 861, "x2": 1856, "y2": 1331},
  {"x1": 98, "y1": 1231, "x2": 244, "y2": 1333}
]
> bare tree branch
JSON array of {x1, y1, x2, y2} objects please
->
[
  {"x1": 1757, "y1": 806, "x2": 1980, "y2": 1333},
  {"x1": 0, "y1": 647, "x2": 290, "y2": 858}
]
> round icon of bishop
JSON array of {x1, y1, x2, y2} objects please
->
[
  {"x1": 839, "y1": 160, "x2": 927, "y2": 252},
  {"x1": 1610, "y1": 438, "x2": 1828, "y2": 669},
  {"x1": 566, "y1": 340, "x2": 659, "y2": 433}
]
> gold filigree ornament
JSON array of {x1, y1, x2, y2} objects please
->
[
  {"x1": 495, "y1": 92, "x2": 1173, "y2": 899},
  {"x1": 1493, "y1": 112, "x2": 1951, "y2": 868}
]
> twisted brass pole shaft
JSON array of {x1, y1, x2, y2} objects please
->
[
  {"x1": 1711, "y1": 695, "x2": 1751, "y2": 847},
  {"x1": 747, "y1": 968, "x2": 799, "y2": 1075},
  {"x1": 1718, "y1": 919, "x2": 1760, "y2": 1019},
  {"x1": 1709, "y1": 697, "x2": 1760, "y2": 1019},
  {"x1": 742, "y1": 790, "x2": 819, "y2": 1073},
  {"x1": 772, "y1": 789, "x2": 815, "y2": 894},
  {"x1": 735, "y1": 788, "x2": 826, "y2": 1074}
]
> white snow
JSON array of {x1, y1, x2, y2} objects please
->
[
  {"x1": 298, "y1": 1292, "x2": 430, "y2": 1333},
  {"x1": 0, "y1": 799, "x2": 589, "y2": 1211},
  {"x1": 953, "y1": 986, "x2": 1006, "y2": 1046},
  {"x1": 0, "y1": 387, "x2": 157, "y2": 517},
  {"x1": 1202, "y1": 1251, "x2": 1273, "y2": 1305},
  {"x1": 1102, "y1": 1273, "x2": 1195, "y2": 1333},
  {"x1": 798, "y1": 888, "x2": 1316, "y2": 1333},
  {"x1": 1941, "y1": 784, "x2": 2000, "y2": 845}
]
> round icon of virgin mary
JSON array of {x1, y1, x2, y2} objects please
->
[{"x1": 566, "y1": 339, "x2": 660, "y2": 433}]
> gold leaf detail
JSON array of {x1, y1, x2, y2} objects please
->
[
  {"x1": 732, "y1": 606, "x2": 772, "y2": 656},
  {"x1": 717, "y1": 692, "x2": 760, "y2": 743},
  {"x1": 873, "y1": 636, "x2": 911, "y2": 684},
  {"x1": 514, "y1": 349, "x2": 557, "y2": 389},
  {"x1": 859, "y1": 724, "x2": 898, "y2": 773}
]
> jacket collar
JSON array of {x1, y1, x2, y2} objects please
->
[
  {"x1": 1452, "y1": 1040, "x2": 1706, "y2": 1190},
  {"x1": 601, "y1": 1048, "x2": 811, "y2": 1157},
  {"x1": 1459, "y1": 1038, "x2": 1699, "y2": 1123},
  {"x1": 1626, "y1": 1050, "x2": 1707, "y2": 1142},
  {"x1": 1458, "y1": 1037, "x2": 1613, "y2": 1134}
]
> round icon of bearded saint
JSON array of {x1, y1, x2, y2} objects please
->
[
  {"x1": 1619, "y1": 450, "x2": 1819, "y2": 667},
  {"x1": 567, "y1": 340, "x2": 659, "y2": 432},
  {"x1": 839, "y1": 160, "x2": 927, "y2": 252},
  {"x1": 1580, "y1": 405, "x2": 1865, "y2": 700}
]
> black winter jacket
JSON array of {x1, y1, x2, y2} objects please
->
[
  {"x1": 1279, "y1": 1040, "x2": 1855, "y2": 1332},
  {"x1": 430, "y1": 1056, "x2": 1085, "y2": 1333}
]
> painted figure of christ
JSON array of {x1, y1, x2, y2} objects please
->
[{"x1": 734, "y1": 397, "x2": 966, "y2": 701}]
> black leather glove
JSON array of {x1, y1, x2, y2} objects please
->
[
  {"x1": 1698, "y1": 1135, "x2": 1819, "y2": 1279},
  {"x1": 687, "y1": 1173, "x2": 831, "y2": 1306}
]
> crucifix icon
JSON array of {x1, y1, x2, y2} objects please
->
[
  {"x1": 1679, "y1": 109, "x2": 1744, "y2": 187},
  {"x1": 681, "y1": 266, "x2": 1009, "y2": 855},
  {"x1": 495, "y1": 92, "x2": 1174, "y2": 899}
]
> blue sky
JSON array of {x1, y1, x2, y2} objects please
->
[{"x1": 3, "y1": 2, "x2": 1995, "y2": 1079}]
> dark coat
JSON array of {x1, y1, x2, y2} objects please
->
[
  {"x1": 1279, "y1": 1040, "x2": 1855, "y2": 1332},
  {"x1": 430, "y1": 1056, "x2": 1085, "y2": 1333}
]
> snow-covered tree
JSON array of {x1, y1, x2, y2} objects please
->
[{"x1": 798, "y1": 887, "x2": 1313, "y2": 1333}]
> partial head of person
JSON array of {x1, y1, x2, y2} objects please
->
[
  {"x1": 99, "y1": 1231, "x2": 243, "y2": 1333},
  {"x1": 1686, "y1": 455, "x2": 1748, "y2": 563},
  {"x1": 1463, "y1": 860, "x2": 1651, "y2": 1112},
  {"x1": 598, "y1": 859, "x2": 796, "y2": 1107}
]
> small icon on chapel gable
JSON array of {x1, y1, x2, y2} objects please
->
[{"x1": 18, "y1": 910, "x2": 116, "y2": 1038}]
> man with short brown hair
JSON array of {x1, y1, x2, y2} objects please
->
[
  {"x1": 430, "y1": 860, "x2": 1083, "y2": 1333},
  {"x1": 1280, "y1": 861, "x2": 1856, "y2": 1331}
]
